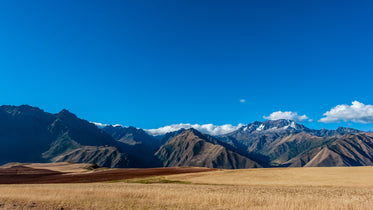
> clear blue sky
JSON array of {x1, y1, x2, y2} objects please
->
[{"x1": 1, "y1": 0, "x2": 373, "y2": 130}]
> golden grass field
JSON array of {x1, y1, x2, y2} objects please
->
[
  {"x1": 1, "y1": 166, "x2": 373, "y2": 209},
  {"x1": 166, "y1": 166, "x2": 373, "y2": 187}
]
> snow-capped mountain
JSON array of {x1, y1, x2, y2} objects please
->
[{"x1": 239, "y1": 119, "x2": 308, "y2": 133}]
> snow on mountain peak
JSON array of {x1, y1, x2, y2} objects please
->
[{"x1": 256, "y1": 124, "x2": 265, "y2": 131}]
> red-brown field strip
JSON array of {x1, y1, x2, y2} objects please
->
[{"x1": 0, "y1": 166, "x2": 216, "y2": 184}]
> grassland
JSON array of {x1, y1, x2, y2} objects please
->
[
  {"x1": 1, "y1": 166, "x2": 373, "y2": 209},
  {"x1": 166, "y1": 166, "x2": 373, "y2": 187}
]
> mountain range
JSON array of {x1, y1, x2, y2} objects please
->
[{"x1": 1, "y1": 105, "x2": 373, "y2": 169}]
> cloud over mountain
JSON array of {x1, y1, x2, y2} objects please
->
[
  {"x1": 263, "y1": 111, "x2": 310, "y2": 122},
  {"x1": 92, "y1": 122, "x2": 124, "y2": 128},
  {"x1": 319, "y1": 101, "x2": 373, "y2": 123},
  {"x1": 146, "y1": 123, "x2": 245, "y2": 136}
]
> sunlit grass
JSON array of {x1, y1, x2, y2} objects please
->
[
  {"x1": 1, "y1": 167, "x2": 373, "y2": 209},
  {"x1": 107, "y1": 176, "x2": 191, "y2": 184}
]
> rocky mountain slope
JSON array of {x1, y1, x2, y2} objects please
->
[
  {"x1": 219, "y1": 119, "x2": 364, "y2": 166},
  {"x1": 284, "y1": 133, "x2": 373, "y2": 167},
  {"x1": 0, "y1": 105, "x2": 130, "y2": 167},
  {"x1": 155, "y1": 129, "x2": 262, "y2": 169},
  {"x1": 102, "y1": 125, "x2": 161, "y2": 167}
]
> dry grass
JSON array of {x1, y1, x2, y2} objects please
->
[
  {"x1": 108, "y1": 176, "x2": 191, "y2": 184},
  {"x1": 166, "y1": 166, "x2": 373, "y2": 187},
  {"x1": 1, "y1": 167, "x2": 373, "y2": 209},
  {"x1": 0, "y1": 183, "x2": 372, "y2": 209}
]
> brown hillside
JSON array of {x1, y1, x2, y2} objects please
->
[
  {"x1": 155, "y1": 129, "x2": 262, "y2": 169},
  {"x1": 285, "y1": 134, "x2": 373, "y2": 167}
]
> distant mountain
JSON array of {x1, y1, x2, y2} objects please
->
[
  {"x1": 284, "y1": 133, "x2": 373, "y2": 167},
  {"x1": 102, "y1": 125, "x2": 161, "y2": 167},
  {"x1": 154, "y1": 128, "x2": 186, "y2": 145},
  {"x1": 155, "y1": 128, "x2": 262, "y2": 169},
  {"x1": 1, "y1": 105, "x2": 372, "y2": 169},
  {"x1": 0, "y1": 105, "x2": 130, "y2": 168},
  {"x1": 219, "y1": 119, "x2": 363, "y2": 166},
  {"x1": 103, "y1": 125, "x2": 160, "y2": 148}
]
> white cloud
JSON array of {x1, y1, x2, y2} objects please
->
[
  {"x1": 91, "y1": 122, "x2": 124, "y2": 128},
  {"x1": 319, "y1": 101, "x2": 373, "y2": 123},
  {"x1": 146, "y1": 123, "x2": 245, "y2": 136},
  {"x1": 263, "y1": 111, "x2": 310, "y2": 122},
  {"x1": 240, "y1": 99, "x2": 246, "y2": 103}
]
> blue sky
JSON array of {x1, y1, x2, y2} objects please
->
[{"x1": 1, "y1": 0, "x2": 373, "y2": 131}]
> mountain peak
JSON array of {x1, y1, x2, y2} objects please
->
[
  {"x1": 178, "y1": 128, "x2": 207, "y2": 140},
  {"x1": 240, "y1": 119, "x2": 304, "y2": 133},
  {"x1": 156, "y1": 127, "x2": 263, "y2": 169},
  {"x1": 58, "y1": 109, "x2": 71, "y2": 114},
  {"x1": 336, "y1": 127, "x2": 361, "y2": 134},
  {"x1": 0, "y1": 105, "x2": 49, "y2": 119},
  {"x1": 56, "y1": 109, "x2": 77, "y2": 118},
  {"x1": 54, "y1": 109, "x2": 83, "y2": 127},
  {"x1": 0, "y1": 104, "x2": 44, "y2": 113},
  {"x1": 127, "y1": 126, "x2": 141, "y2": 131},
  {"x1": 183, "y1": 128, "x2": 202, "y2": 135}
]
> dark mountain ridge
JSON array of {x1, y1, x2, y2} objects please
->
[
  {"x1": 102, "y1": 125, "x2": 162, "y2": 167},
  {"x1": 0, "y1": 105, "x2": 371, "y2": 169},
  {"x1": 0, "y1": 105, "x2": 130, "y2": 167}
]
